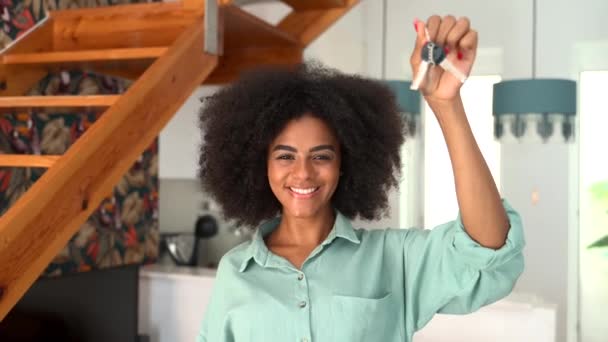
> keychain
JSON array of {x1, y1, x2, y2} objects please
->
[{"x1": 410, "y1": 27, "x2": 468, "y2": 90}]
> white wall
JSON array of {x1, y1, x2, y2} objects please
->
[{"x1": 159, "y1": 86, "x2": 221, "y2": 179}]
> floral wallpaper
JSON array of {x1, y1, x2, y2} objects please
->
[{"x1": 0, "y1": 0, "x2": 160, "y2": 276}]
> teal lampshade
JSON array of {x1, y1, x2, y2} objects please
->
[
  {"x1": 492, "y1": 79, "x2": 577, "y2": 142},
  {"x1": 493, "y1": 79, "x2": 576, "y2": 115},
  {"x1": 384, "y1": 80, "x2": 421, "y2": 115},
  {"x1": 383, "y1": 80, "x2": 421, "y2": 138}
]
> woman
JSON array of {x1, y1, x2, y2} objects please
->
[{"x1": 196, "y1": 15, "x2": 525, "y2": 342}]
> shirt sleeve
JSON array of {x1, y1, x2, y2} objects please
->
[{"x1": 402, "y1": 199, "x2": 525, "y2": 332}]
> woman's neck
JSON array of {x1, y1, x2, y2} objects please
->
[{"x1": 267, "y1": 206, "x2": 336, "y2": 248}]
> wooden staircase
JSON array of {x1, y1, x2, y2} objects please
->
[{"x1": 0, "y1": 0, "x2": 358, "y2": 320}]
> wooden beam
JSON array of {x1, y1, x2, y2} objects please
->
[
  {"x1": 0, "y1": 19, "x2": 218, "y2": 320},
  {"x1": 0, "y1": 155, "x2": 60, "y2": 168},
  {"x1": 3, "y1": 47, "x2": 168, "y2": 65},
  {"x1": 277, "y1": 0, "x2": 358, "y2": 46},
  {"x1": 281, "y1": 0, "x2": 347, "y2": 11},
  {"x1": 205, "y1": 46, "x2": 302, "y2": 84}
]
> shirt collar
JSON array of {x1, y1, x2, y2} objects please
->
[{"x1": 239, "y1": 210, "x2": 360, "y2": 272}]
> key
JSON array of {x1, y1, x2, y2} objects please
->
[
  {"x1": 410, "y1": 60, "x2": 429, "y2": 90},
  {"x1": 410, "y1": 28, "x2": 467, "y2": 90}
]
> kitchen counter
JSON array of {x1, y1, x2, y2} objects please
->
[{"x1": 140, "y1": 264, "x2": 217, "y2": 280}]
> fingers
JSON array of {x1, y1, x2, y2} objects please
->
[
  {"x1": 425, "y1": 15, "x2": 441, "y2": 41},
  {"x1": 423, "y1": 15, "x2": 475, "y2": 52},
  {"x1": 459, "y1": 29, "x2": 478, "y2": 51},
  {"x1": 446, "y1": 17, "x2": 471, "y2": 50},
  {"x1": 435, "y1": 15, "x2": 456, "y2": 47}
]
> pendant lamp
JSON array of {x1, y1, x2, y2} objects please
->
[
  {"x1": 492, "y1": 0, "x2": 577, "y2": 143},
  {"x1": 385, "y1": 80, "x2": 421, "y2": 137}
]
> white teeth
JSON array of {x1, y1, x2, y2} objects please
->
[{"x1": 290, "y1": 187, "x2": 318, "y2": 195}]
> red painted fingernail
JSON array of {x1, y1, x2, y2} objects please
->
[
  {"x1": 444, "y1": 47, "x2": 450, "y2": 54},
  {"x1": 457, "y1": 51, "x2": 464, "y2": 60},
  {"x1": 414, "y1": 19, "x2": 421, "y2": 32}
]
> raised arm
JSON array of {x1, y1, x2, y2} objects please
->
[{"x1": 411, "y1": 16, "x2": 509, "y2": 249}]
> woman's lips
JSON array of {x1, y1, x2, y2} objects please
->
[{"x1": 288, "y1": 186, "x2": 320, "y2": 199}]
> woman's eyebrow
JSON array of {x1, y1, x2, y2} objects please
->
[
  {"x1": 272, "y1": 144, "x2": 335, "y2": 152},
  {"x1": 309, "y1": 145, "x2": 335, "y2": 152},
  {"x1": 272, "y1": 145, "x2": 297, "y2": 152}
]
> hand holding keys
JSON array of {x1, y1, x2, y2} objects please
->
[
  {"x1": 410, "y1": 26, "x2": 468, "y2": 91},
  {"x1": 408, "y1": 16, "x2": 478, "y2": 102}
]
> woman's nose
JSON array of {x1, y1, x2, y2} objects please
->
[{"x1": 293, "y1": 158, "x2": 313, "y2": 180}]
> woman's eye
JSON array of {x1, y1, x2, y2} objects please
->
[
  {"x1": 277, "y1": 154, "x2": 294, "y2": 160},
  {"x1": 313, "y1": 155, "x2": 332, "y2": 161}
]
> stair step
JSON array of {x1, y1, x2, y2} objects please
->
[
  {"x1": 0, "y1": 155, "x2": 60, "y2": 168},
  {"x1": 50, "y1": 3, "x2": 200, "y2": 51},
  {"x1": 0, "y1": 95, "x2": 119, "y2": 112},
  {"x1": 2, "y1": 47, "x2": 168, "y2": 65}
]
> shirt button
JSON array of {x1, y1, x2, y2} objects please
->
[
  {"x1": 298, "y1": 273, "x2": 304, "y2": 281},
  {"x1": 299, "y1": 301, "x2": 307, "y2": 308}
]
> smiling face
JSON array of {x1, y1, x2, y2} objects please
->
[{"x1": 267, "y1": 114, "x2": 341, "y2": 219}]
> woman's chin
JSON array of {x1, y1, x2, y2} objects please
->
[
  {"x1": 287, "y1": 208, "x2": 318, "y2": 219},
  {"x1": 283, "y1": 203, "x2": 333, "y2": 219}
]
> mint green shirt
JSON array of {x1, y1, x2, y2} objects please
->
[{"x1": 197, "y1": 200, "x2": 525, "y2": 342}]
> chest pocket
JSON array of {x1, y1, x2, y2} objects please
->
[{"x1": 330, "y1": 292, "x2": 396, "y2": 342}]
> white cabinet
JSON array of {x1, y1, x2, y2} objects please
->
[
  {"x1": 414, "y1": 294, "x2": 557, "y2": 342},
  {"x1": 138, "y1": 265, "x2": 216, "y2": 342}
]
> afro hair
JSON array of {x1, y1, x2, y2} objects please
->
[{"x1": 198, "y1": 62, "x2": 406, "y2": 227}]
